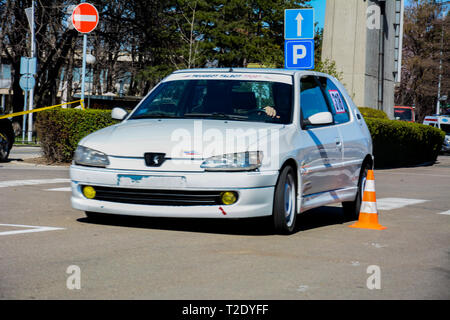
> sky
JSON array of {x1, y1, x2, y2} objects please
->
[{"x1": 307, "y1": 0, "x2": 326, "y2": 30}]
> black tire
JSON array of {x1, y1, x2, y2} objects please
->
[
  {"x1": 0, "y1": 118, "x2": 14, "y2": 162},
  {"x1": 342, "y1": 161, "x2": 371, "y2": 221},
  {"x1": 273, "y1": 166, "x2": 297, "y2": 234},
  {"x1": 0, "y1": 131, "x2": 10, "y2": 162}
]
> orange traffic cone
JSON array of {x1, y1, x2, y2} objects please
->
[{"x1": 349, "y1": 170, "x2": 386, "y2": 230}]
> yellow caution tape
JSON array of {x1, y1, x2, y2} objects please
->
[{"x1": 0, "y1": 99, "x2": 85, "y2": 120}]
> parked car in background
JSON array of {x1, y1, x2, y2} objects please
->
[
  {"x1": 0, "y1": 116, "x2": 15, "y2": 162},
  {"x1": 394, "y1": 106, "x2": 415, "y2": 122},
  {"x1": 423, "y1": 115, "x2": 450, "y2": 153},
  {"x1": 70, "y1": 68, "x2": 373, "y2": 234}
]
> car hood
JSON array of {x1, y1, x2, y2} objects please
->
[{"x1": 79, "y1": 118, "x2": 286, "y2": 159}]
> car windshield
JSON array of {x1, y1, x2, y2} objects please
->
[
  {"x1": 394, "y1": 108, "x2": 413, "y2": 121},
  {"x1": 129, "y1": 79, "x2": 293, "y2": 124}
]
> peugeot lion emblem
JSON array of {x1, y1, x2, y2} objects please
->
[{"x1": 144, "y1": 153, "x2": 166, "y2": 167}]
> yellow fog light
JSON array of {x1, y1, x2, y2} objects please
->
[
  {"x1": 221, "y1": 191, "x2": 237, "y2": 205},
  {"x1": 82, "y1": 186, "x2": 96, "y2": 199}
]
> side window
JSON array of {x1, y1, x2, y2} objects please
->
[
  {"x1": 300, "y1": 76, "x2": 331, "y2": 125},
  {"x1": 317, "y1": 77, "x2": 350, "y2": 124}
]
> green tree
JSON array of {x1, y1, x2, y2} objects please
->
[
  {"x1": 395, "y1": 0, "x2": 449, "y2": 121},
  {"x1": 180, "y1": 0, "x2": 309, "y2": 68}
]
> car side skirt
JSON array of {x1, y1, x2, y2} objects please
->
[{"x1": 300, "y1": 187, "x2": 358, "y2": 213}]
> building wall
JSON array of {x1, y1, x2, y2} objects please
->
[
  {"x1": 322, "y1": 0, "x2": 368, "y2": 106},
  {"x1": 381, "y1": 0, "x2": 396, "y2": 119},
  {"x1": 322, "y1": 0, "x2": 398, "y2": 118}
]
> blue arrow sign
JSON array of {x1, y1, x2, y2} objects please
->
[
  {"x1": 284, "y1": 8, "x2": 314, "y2": 40},
  {"x1": 285, "y1": 40, "x2": 315, "y2": 70}
]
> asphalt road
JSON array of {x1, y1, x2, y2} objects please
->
[
  {"x1": 7, "y1": 146, "x2": 43, "y2": 160},
  {"x1": 0, "y1": 149, "x2": 449, "y2": 300}
]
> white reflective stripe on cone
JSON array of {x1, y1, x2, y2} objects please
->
[
  {"x1": 364, "y1": 180, "x2": 376, "y2": 192},
  {"x1": 360, "y1": 201, "x2": 378, "y2": 214}
]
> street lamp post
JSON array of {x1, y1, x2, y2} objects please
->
[
  {"x1": 85, "y1": 53, "x2": 95, "y2": 109},
  {"x1": 435, "y1": 0, "x2": 449, "y2": 115},
  {"x1": 27, "y1": 0, "x2": 35, "y2": 143}
]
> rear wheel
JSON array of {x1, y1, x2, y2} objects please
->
[
  {"x1": 342, "y1": 161, "x2": 371, "y2": 221},
  {"x1": 273, "y1": 166, "x2": 297, "y2": 234}
]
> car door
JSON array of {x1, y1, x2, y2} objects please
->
[
  {"x1": 297, "y1": 75, "x2": 343, "y2": 196},
  {"x1": 317, "y1": 76, "x2": 364, "y2": 191}
]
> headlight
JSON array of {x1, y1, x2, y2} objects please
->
[
  {"x1": 200, "y1": 151, "x2": 263, "y2": 171},
  {"x1": 73, "y1": 145, "x2": 110, "y2": 167}
]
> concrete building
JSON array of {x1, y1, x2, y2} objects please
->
[{"x1": 322, "y1": 0, "x2": 404, "y2": 118}]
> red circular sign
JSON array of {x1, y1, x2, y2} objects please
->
[{"x1": 72, "y1": 3, "x2": 99, "y2": 34}]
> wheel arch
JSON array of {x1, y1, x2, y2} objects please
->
[{"x1": 278, "y1": 158, "x2": 301, "y2": 212}]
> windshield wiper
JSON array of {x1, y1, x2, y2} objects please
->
[{"x1": 183, "y1": 112, "x2": 248, "y2": 120}]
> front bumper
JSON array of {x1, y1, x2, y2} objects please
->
[{"x1": 70, "y1": 165, "x2": 278, "y2": 218}]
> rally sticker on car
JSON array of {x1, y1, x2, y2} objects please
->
[
  {"x1": 328, "y1": 90, "x2": 346, "y2": 114},
  {"x1": 165, "y1": 73, "x2": 293, "y2": 85}
]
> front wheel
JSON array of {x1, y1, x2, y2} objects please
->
[{"x1": 273, "y1": 166, "x2": 297, "y2": 234}]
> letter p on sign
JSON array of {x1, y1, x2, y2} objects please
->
[{"x1": 293, "y1": 45, "x2": 307, "y2": 64}]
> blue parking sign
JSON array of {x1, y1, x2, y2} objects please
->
[
  {"x1": 285, "y1": 8, "x2": 314, "y2": 40},
  {"x1": 285, "y1": 40, "x2": 314, "y2": 70}
]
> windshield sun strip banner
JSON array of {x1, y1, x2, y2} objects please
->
[{"x1": 164, "y1": 73, "x2": 293, "y2": 85}]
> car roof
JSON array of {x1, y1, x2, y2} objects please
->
[
  {"x1": 424, "y1": 115, "x2": 450, "y2": 119},
  {"x1": 173, "y1": 68, "x2": 332, "y2": 78}
]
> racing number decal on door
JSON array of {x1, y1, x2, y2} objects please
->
[{"x1": 328, "y1": 90, "x2": 346, "y2": 114}]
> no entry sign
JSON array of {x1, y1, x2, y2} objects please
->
[{"x1": 71, "y1": 3, "x2": 99, "y2": 34}]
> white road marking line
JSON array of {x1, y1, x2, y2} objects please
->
[
  {"x1": 0, "y1": 224, "x2": 65, "y2": 236},
  {"x1": 377, "y1": 198, "x2": 428, "y2": 210},
  {"x1": 0, "y1": 178, "x2": 70, "y2": 188},
  {"x1": 437, "y1": 210, "x2": 450, "y2": 216},
  {"x1": 45, "y1": 187, "x2": 71, "y2": 192}
]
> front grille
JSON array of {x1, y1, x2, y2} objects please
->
[{"x1": 87, "y1": 185, "x2": 226, "y2": 206}]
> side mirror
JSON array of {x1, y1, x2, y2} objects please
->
[
  {"x1": 111, "y1": 107, "x2": 127, "y2": 121},
  {"x1": 304, "y1": 112, "x2": 333, "y2": 126}
]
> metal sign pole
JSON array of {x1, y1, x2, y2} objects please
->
[
  {"x1": 22, "y1": 90, "x2": 28, "y2": 142},
  {"x1": 27, "y1": 0, "x2": 35, "y2": 143},
  {"x1": 80, "y1": 34, "x2": 87, "y2": 103}
]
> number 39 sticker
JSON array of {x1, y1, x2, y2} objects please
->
[{"x1": 328, "y1": 90, "x2": 346, "y2": 114}]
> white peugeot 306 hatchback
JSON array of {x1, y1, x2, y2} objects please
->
[{"x1": 70, "y1": 68, "x2": 373, "y2": 234}]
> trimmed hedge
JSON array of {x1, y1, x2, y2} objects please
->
[
  {"x1": 358, "y1": 107, "x2": 389, "y2": 119},
  {"x1": 365, "y1": 118, "x2": 445, "y2": 168},
  {"x1": 36, "y1": 109, "x2": 118, "y2": 162}
]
